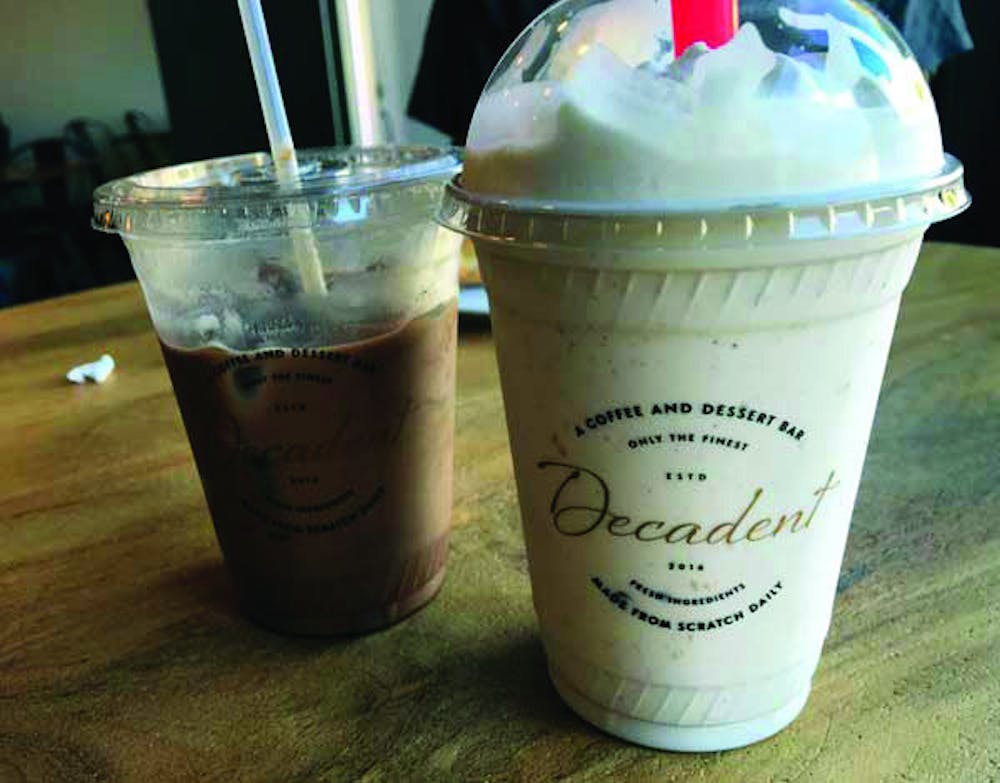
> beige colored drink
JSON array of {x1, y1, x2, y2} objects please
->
[
  {"x1": 95, "y1": 147, "x2": 462, "y2": 635},
  {"x1": 440, "y1": 0, "x2": 968, "y2": 751},
  {"x1": 479, "y1": 231, "x2": 918, "y2": 748}
]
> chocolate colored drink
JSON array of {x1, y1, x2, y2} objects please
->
[
  {"x1": 160, "y1": 301, "x2": 458, "y2": 634},
  {"x1": 93, "y1": 147, "x2": 463, "y2": 635}
]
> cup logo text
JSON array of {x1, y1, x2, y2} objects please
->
[{"x1": 538, "y1": 461, "x2": 840, "y2": 546}]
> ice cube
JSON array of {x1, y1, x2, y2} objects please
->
[
  {"x1": 257, "y1": 262, "x2": 300, "y2": 298},
  {"x1": 193, "y1": 313, "x2": 221, "y2": 341}
]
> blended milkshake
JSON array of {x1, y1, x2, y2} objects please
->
[{"x1": 440, "y1": 0, "x2": 968, "y2": 751}]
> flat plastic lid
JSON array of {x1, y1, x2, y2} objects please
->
[{"x1": 94, "y1": 146, "x2": 461, "y2": 239}]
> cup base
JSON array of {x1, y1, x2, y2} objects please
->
[
  {"x1": 240, "y1": 566, "x2": 447, "y2": 637},
  {"x1": 550, "y1": 664, "x2": 811, "y2": 752}
]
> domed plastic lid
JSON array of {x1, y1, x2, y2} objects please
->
[
  {"x1": 94, "y1": 146, "x2": 461, "y2": 239},
  {"x1": 440, "y1": 0, "x2": 968, "y2": 248}
]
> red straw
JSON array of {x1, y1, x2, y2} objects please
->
[{"x1": 672, "y1": 0, "x2": 739, "y2": 57}]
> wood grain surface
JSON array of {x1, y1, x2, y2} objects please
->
[{"x1": 1, "y1": 243, "x2": 998, "y2": 782}]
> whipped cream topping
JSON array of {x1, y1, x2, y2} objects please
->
[{"x1": 464, "y1": 1, "x2": 944, "y2": 206}]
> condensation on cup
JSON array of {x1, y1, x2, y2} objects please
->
[{"x1": 439, "y1": 0, "x2": 969, "y2": 752}]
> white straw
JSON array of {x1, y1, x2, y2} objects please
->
[{"x1": 237, "y1": 0, "x2": 328, "y2": 296}]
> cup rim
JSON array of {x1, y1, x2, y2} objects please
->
[
  {"x1": 93, "y1": 146, "x2": 462, "y2": 238},
  {"x1": 437, "y1": 154, "x2": 969, "y2": 250}
]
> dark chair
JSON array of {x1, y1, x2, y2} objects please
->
[
  {"x1": 0, "y1": 136, "x2": 126, "y2": 306},
  {"x1": 63, "y1": 118, "x2": 126, "y2": 184},
  {"x1": 1, "y1": 138, "x2": 78, "y2": 224},
  {"x1": 0, "y1": 115, "x2": 10, "y2": 167},
  {"x1": 123, "y1": 110, "x2": 173, "y2": 171}
]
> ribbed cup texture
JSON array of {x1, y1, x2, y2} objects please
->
[
  {"x1": 549, "y1": 645, "x2": 819, "y2": 727},
  {"x1": 479, "y1": 235, "x2": 922, "y2": 331}
]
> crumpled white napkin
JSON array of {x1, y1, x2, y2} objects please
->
[{"x1": 67, "y1": 354, "x2": 116, "y2": 384}]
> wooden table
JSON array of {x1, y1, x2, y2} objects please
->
[{"x1": 1, "y1": 243, "x2": 998, "y2": 782}]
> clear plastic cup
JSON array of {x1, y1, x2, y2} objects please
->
[
  {"x1": 95, "y1": 147, "x2": 462, "y2": 635},
  {"x1": 440, "y1": 0, "x2": 969, "y2": 751}
]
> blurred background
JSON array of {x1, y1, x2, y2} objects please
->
[{"x1": 0, "y1": 0, "x2": 993, "y2": 308}]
